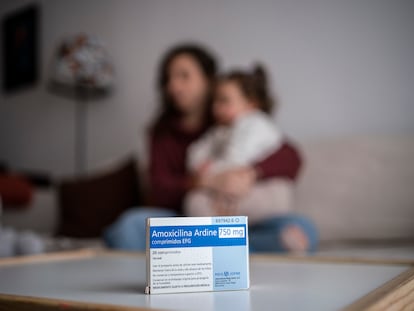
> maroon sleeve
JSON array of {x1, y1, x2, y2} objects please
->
[
  {"x1": 253, "y1": 141, "x2": 303, "y2": 181},
  {"x1": 148, "y1": 134, "x2": 191, "y2": 212}
]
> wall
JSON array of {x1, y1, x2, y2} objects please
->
[{"x1": 1, "y1": 0, "x2": 413, "y2": 176}]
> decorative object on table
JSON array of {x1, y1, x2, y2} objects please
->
[
  {"x1": 1, "y1": 4, "x2": 39, "y2": 93},
  {"x1": 49, "y1": 33, "x2": 114, "y2": 174},
  {"x1": 0, "y1": 199, "x2": 45, "y2": 258},
  {"x1": 0, "y1": 227, "x2": 45, "y2": 258}
]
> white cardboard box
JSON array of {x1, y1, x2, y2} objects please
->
[{"x1": 145, "y1": 216, "x2": 250, "y2": 294}]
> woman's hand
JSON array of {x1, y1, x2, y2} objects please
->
[
  {"x1": 219, "y1": 167, "x2": 257, "y2": 198},
  {"x1": 195, "y1": 166, "x2": 257, "y2": 198},
  {"x1": 212, "y1": 195, "x2": 238, "y2": 216}
]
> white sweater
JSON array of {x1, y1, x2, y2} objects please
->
[{"x1": 187, "y1": 111, "x2": 283, "y2": 174}]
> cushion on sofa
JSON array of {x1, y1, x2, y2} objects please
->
[
  {"x1": 0, "y1": 174, "x2": 33, "y2": 208},
  {"x1": 57, "y1": 157, "x2": 140, "y2": 238},
  {"x1": 295, "y1": 135, "x2": 414, "y2": 241}
]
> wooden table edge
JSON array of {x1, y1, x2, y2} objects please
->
[
  {"x1": 343, "y1": 266, "x2": 414, "y2": 311},
  {"x1": 0, "y1": 249, "x2": 99, "y2": 267},
  {"x1": 0, "y1": 293, "x2": 158, "y2": 311}
]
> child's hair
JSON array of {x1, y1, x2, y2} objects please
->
[{"x1": 218, "y1": 64, "x2": 276, "y2": 114}]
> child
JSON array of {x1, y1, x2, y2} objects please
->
[
  {"x1": 187, "y1": 64, "x2": 282, "y2": 176},
  {"x1": 185, "y1": 65, "x2": 293, "y2": 223}
]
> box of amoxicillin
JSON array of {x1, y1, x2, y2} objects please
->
[{"x1": 145, "y1": 216, "x2": 249, "y2": 294}]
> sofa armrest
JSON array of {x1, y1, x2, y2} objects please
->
[{"x1": 1, "y1": 189, "x2": 57, "y2": 235}]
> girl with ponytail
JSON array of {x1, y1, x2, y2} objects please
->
[
  {"x1": 187, "y1": 63, "x2": 283, "y2": 178},
  {"x1": 185, "y1": 64, "x2": 297, "y2": 228}
]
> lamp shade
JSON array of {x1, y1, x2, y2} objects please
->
[{"x1": 51, "y1": 33, "x2": 114, "y2": 91}]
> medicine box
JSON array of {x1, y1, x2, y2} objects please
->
[{"x1": 145, "y1": 216, "x2": 250, "y2": 294}]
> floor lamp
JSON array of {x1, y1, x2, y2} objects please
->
[{"x1": 49, "y1": 34, "x2": 114, "y2": 175}]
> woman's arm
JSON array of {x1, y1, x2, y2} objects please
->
[
  {"x1": 253, "y1": 141, "x2": 303, "y2": 181},
  {"x1": 197, "y1": 140, "x2": 303, "y2": 198}
]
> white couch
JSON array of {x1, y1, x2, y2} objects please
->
[
  {"x1": 295, "y1": 135, "x2": 414, "y2": 241},
  {"x1": 3, "y1": 135, "x2": 414, "y2": 243}
]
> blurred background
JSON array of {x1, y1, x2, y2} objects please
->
[
  {"x1": 0, "y1": 0, "x2": 413, "y2": 257},
  {"x1": 1, "y1": 0, "x2": 413, "y2": 174}
]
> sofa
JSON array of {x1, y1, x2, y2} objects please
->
[
  {"x1": 2, "y1": 135, "x2": 414, "y2": 253},
  {"x1": 295, "y1": 134, "x2": 414, "y2": 242}
]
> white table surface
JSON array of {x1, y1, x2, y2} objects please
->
[{"x1": 0, "y1": 254, "x2": 409, "y2": 311}]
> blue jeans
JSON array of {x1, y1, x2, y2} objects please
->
[{"x1": 104, "y1": 207, "x2": 318, "y2": 253}]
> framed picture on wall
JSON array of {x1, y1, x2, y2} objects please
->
[{"x1": 1, "y1": 4, "x2": 39, "y2": 93}]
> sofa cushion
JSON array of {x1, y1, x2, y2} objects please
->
[
  {"x1": 295, "y1": 135, "x2": 414, "y2": 241},
  {"x1": 57, "y1": 158, "x2": 140, "y2": 238},
  {"x1": 0, "y1": 174, "x2": 33, "y2": 208}
]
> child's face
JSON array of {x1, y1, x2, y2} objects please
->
[{"x1": 213, "y1": 81, "x2": 253, "y2": 125}]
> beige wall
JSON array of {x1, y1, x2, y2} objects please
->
[{"x1": 1, "y1": 0, "x2": 413, "y2": 176}]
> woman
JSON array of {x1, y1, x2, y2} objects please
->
[{"x1": 104, "y1": 43, "x2": 318, "y2": 253}]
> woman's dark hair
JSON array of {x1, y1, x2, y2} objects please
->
[
  {"x1": 219, "y1": 64, "x2": 276, "y2": 114},
  {"x1": 152, "y1": 43, "x2": 218, "y2": 133}
]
